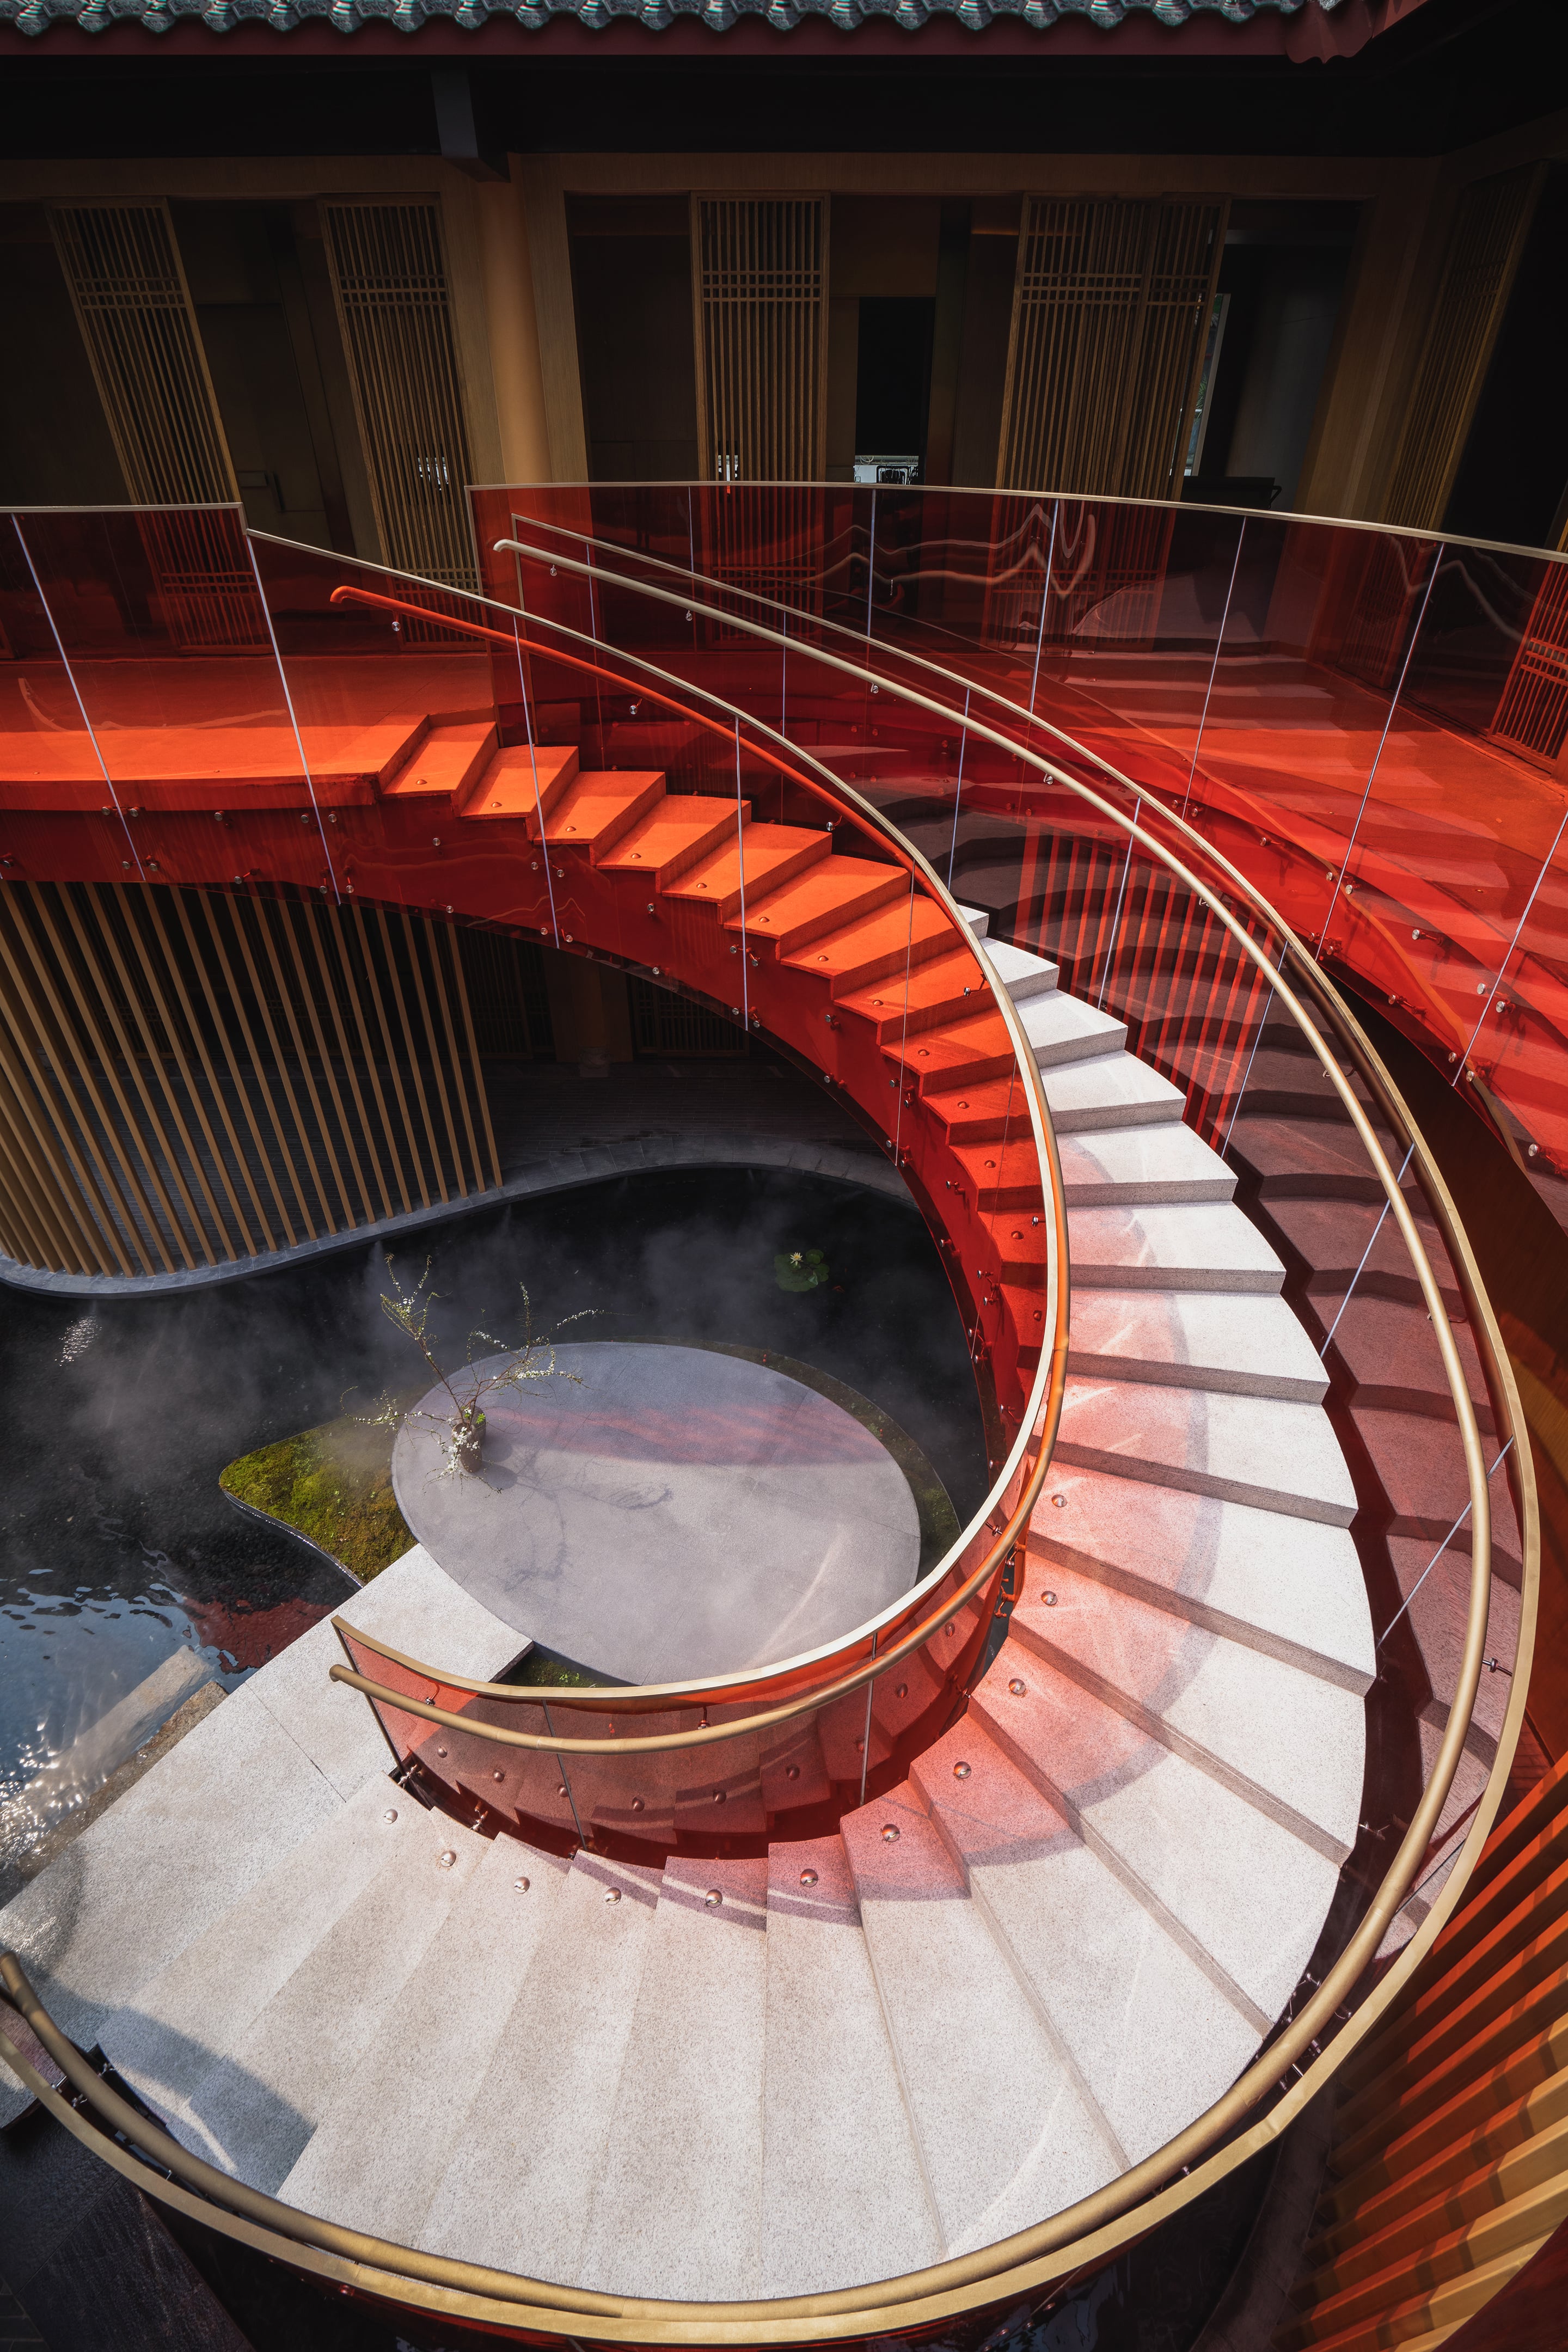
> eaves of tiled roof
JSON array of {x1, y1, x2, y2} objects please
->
[{"x1": 0, "y1": 0, "x2": 1383, "y2": 41}]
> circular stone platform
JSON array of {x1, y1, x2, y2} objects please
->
[{"x1": 390, "y1": 1342, "x2": 922, "y2": 1686}]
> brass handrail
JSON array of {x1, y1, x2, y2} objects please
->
[
  {"x1": 340, "y1": 548, "x2": 1514, "y2": 2026},
  {"x1": 310, "y1": 558, "x2": 1067, "y2": 1750},
  {"x1": 0, "y1": 531, "x2": 1533, "y2": 2350}
]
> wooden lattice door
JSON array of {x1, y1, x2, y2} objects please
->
[
  {"x1": 996, "y1": 195, "x2": 1228, "y2": 500},
  {"x1": 691, "y1": 196, "x2": 829, "y2": 483}
]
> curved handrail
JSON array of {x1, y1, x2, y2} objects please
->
[
  {"x1": 0, "y1": 527, "x2": 1536, "y2": 2349},
  {"x1": 344, "y1": 545, "x2": 1512, "y2": 1970},
  {"x1": 313, "y1": 565, "x2": 1067, "y2": 1735}
]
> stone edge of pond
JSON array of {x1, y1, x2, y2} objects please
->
[{"x1": 0, "y1": 1683, "x2": 226, "y2": 1909}]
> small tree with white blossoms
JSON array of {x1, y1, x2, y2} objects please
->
[{"x1": 350, "y1": 1252, "x2": 590, "y2": 1477}]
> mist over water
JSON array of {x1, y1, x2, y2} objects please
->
[{"x1": 0, "y1": 1167, "x2": 983, "y2": 1864}]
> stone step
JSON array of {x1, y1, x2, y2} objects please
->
[
  {"x1": 1054, "y1": 1375, "x2": 1359, "y2": 1526},
  {"x1": 174, "y1": 1809, "x2": 494, "y2": 2191},
  {"x1": 908, "y1": 1718, "x2": 1260, "y2": 2166},
  {"x1": 0, "y1": 1681, "x2": 341, "y2": 2060},
  {"x1": 277, "y1": 1832, "x2": 571, "y2": 2244},
  {"x1": 759, "y1": 1834, "x2": 941, "y2": 2295},
  {"x1": 971, "y1": 1658, "x2": 1340, "y2": 2025},
  {"x1": 1018, "y1": 990, "x2": 1129, "y2": 1071},
  {"x1": 105, "y1": 1772, "x2": 411, "y2": 2129},
  {"x1": 840, "y1": 1788, "x2": 1118, "y2": 2253},
  {"x1": 1026, "y1": 1465, "x2": 1373, "y2": 1695},
  {"x1": 957, "y1": 903, "x2": 991, "y2": 939},
  {"x1": 1007, "y1": 1570, "x2": 1363, "y2": 1863},
  {"x1": 978, "y1": 938, "x2": 1060, "y2": 1002},
  {"x1": 418, "y1": 1852, "x2": 664, "y2": 2285},
  {"x1": 574, "y1": 1855, "x2": 770, "y2": 2300},
  {"x1": 1068, "y1": 1201, "x2": 1284, "y2": 1294},
  {"x1": 1057, "y1": 1121, "x2": 1236, "y2": 1206},
  {"x1": 1042, "y1": 1050, "x2": 1187, "y2": 1133},
  {"x1": 1067, "y1": 1289, "x2": 1328, "y2": 1402}
]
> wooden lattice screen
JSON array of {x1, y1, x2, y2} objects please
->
[
  {"x1": 692, "y1": 197, "x2": 829, "y2": 483},
  {"x1": 997, "y1": 196, "x2": 1228, "y2": 499},
  {"x1": 1381, "y1": 166, "x2": 1545, "y2": 532},
  {"x1": 321, "y1": 199, "x2": 479, "y2": 593},
  {"x1": 49, "y1": 201, "x2": 236, "y2": 506},
  {"x1": 1492, "y1": 564, "x2": 1568, "y2": 768}
]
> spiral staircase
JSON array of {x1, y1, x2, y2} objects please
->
[{"x1": 0, "y1": 499, "x2": 1543, "y2": 2352}]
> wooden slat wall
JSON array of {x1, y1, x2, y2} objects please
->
[
  {"x1": 48, "y1": 200, "x2": 237, "y2": 506},
  {"x1": 1276, "y1": 1751, "x2": 1568, "y2": 2352},
  {"x1": 996, "y1": 195, "x2": 1227, "y2": 499},
  {"x1": 320, "y1": 199, "x2": 479, "y2": 593},
  {"x1": 1381, "y1": 167, "x2": 1546, "y2": 534},
  {"x1": 0, "y1": 883, "x2": 499, "y2": 1281},
  {"x1": 692, "y1": 196, "x2": 829, "y2": 483}
]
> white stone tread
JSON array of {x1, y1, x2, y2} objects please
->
[
  {"x1": 1019, "y1": 989, "x2": 1129, "y2": 1070},
  {"x1": 576, "y1": 1854, "x2": 769, "y2": 2300},
  {"x1": 179, "y1": 1809, "x2": 494, "y2": 2191},
  {"x1": 971, "y1": 1658, "x2": 1340, "y2": 2026},
  {"x1": 1027, "y1": 1465, "x2": 1373, "y2": 1693},
  {"x1": 244, "y1": 1546, "x2": 528, "y2": 1800},
  {"x1": 1055, "y1": 1375, "x2": 1359, "y2": 1526},
  {"x1": 759, "y1": 1834, "x2": 941, "y2": 2295},
  {"x1": 418, "y1": 1851, "x2": 664, "y2": 2284},
  {"x1": 1008, "y1": 1571, "x2": 1363, "y2": 1862},
  {"x1": 908, "y1": 1719, "x2": 1260, "y2": 2166},
  {"x1": 1043, "y1": 1051, "x2": 1187, "y2": 1132},
  {"x1": 0, "y1": 1682, "x2": 341, "y2": 2055},
  {"x1": 1067, "y1": 1289, "x2": 1329, "y2": 1402},
  {"x1": 979, "y1": 938, "x2": 1060, "y2": 1001},
  {"x1": 840, "y1": 1790, "x2": 1118, "y2": 2256},
  {"x1": 279, "y1": 1831, "x2": 571, "y2": 2245},
  {"x1": 1069, "y1": 1201, "x2": 1285, "y2": 1293},
  {"x1": 1057, "y1": 1122, "x2": 1236, "y2": 1205},
  {"x1": 105, "y1": 1772, "x2": 412, "y2": 2124}
]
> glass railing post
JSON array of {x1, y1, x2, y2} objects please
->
[
  {"x1": 1319, "y1": 543, "x2": 1443, "y2": 960},
  {"x1": 946, "y1": 686, "x2": 971, "y2": 892},
  {"x1": 8, "y1": 515, "x2": 140, "y2": 881},
  {"x1": 1181, "y1": 516, "x2": 1246, "y2": 819},
  {"x1": 541, "y1": 1699, "x2": 588, "y2": 1851},
  {"x1": 246, "y1": 532, "x2": 340, "y2": 904},
  {"x1": 1025, "y1": 500, "x2": 1059, "y2": 725}
]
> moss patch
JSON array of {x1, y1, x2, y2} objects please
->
[{"x1": 220, "y1": 1408, "x2": 415, "y2": 1585}]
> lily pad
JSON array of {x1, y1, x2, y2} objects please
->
[{"x1": 775, "y1": 1247, "x2": 830, "y2": 1294}]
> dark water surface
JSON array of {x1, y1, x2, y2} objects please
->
[{"x1": 0, "y1": 1168, "x2": 983, "y2": 1847}]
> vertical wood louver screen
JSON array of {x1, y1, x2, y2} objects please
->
[
  {"x1": 1381, "y1": 167, "x2": 1545, "y2": 532},
  {"x1": 997, "y1": 196, "x2": 1228, "y2": 499},
  {"x1": 1492, "y1": 564, "x2": 1568, "y2": 766},
  {"x1": 49, "y1": 202, "x2": 236, "y2": 506},
  {"x1": 321, "y1": 200, "x2": 479, "y2": 592},
  {"x1": 0, "y1": 883, "x2": 500, "y2": 1282},
  {"x1": 693, "y1": 197, "x2": 828, "y2": 482}
]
